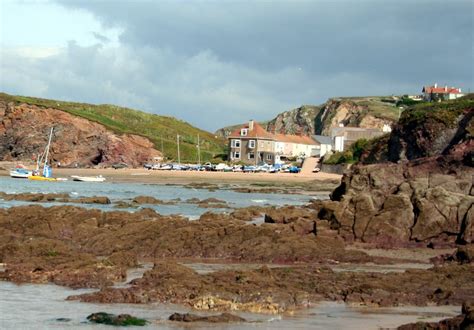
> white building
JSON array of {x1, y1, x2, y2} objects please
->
[{"x1": 422, "y1": 83, "x2": 464, "y2": 101}]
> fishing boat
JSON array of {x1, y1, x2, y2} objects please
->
[
  {"x1": 71, "y1": 175, "x2": 106, "y2": 182},
  {"x1": 28, "y1": 127, "x2": 58, "y2": 182},
  {"x1": 9, "y1": 167, "x2": 32, "y2": 179}
]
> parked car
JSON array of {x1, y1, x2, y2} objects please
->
[
  {"x1": 288, "y1": 166, "x2": 301, "y2": 173},
  {"x1": 159, "y1": 164, "x2": 173, "y2": 170},
  {"x1": 243, "y1": 165, "x2": 257, "y2": 173},
  {"x1": 112, "y1": 163, "x2": 128, "y2": 169},
  {"x1": 143, "y1": 163, "x2": 153, "y2": 170}
]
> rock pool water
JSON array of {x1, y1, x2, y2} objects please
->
[
  {"x1": 0, "y1": 177, "x2": 318, "y2": 218},
  {"x1": 0, "y1": 281, "x2": 460, "y2": 329}
]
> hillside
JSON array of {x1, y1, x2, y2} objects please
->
[
  {"x1": 216, "y1": 96, "x2": 401, "y2": 137},
  {"x1": 0, "y1": 93, "x2": 226, "y2": 164}
]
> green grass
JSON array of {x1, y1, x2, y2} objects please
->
[
  {"x1": 399, "y1": 94, "x2": 474, "y2": 128},
  {"x1": 0, "y1": 93, "x2": 226, "y2": 162}
]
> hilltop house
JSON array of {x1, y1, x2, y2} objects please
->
[
  {"x1": 331, "y1": 126, "x2": 386, "y2": 152},
  {"x1": 422, "y1": 83, "x2": 464, "y2": 101}
]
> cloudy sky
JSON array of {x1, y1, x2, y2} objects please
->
[{"x1": 1, "y1": 0, "x2": 472, "y2": 131}]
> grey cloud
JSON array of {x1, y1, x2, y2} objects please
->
[
  {"x1": 92, "y1": 32, "x2": 110, "y2": 43},
  {"x1": 1, "y1": 1, "x2": 472, "y2": 130}
]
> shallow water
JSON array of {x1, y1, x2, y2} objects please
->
[
  {"x1": 0, "y1": 177, "x2": 318, "y2": 218},
  {"x1": 0, "y1": 281, "x2": 460, "y2": 329}
]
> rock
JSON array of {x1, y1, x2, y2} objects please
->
[
  {"x1": 319, "y1": 162, "x2": 474, "y2": 248},
  {"x1": 168, "y1": 312, "x2": 246, "y2": 323},
  {"x1": 73, "y1": 196, "x2": 111, "y2": 204},
  {"x1": 87, "y1": 312, "x2": 148, "y2": 326},
  {"x1": 0, "y1": 101, "x2": 161, "y2": 167},
  {"x1": 397, "y1": 301, "x2": 474, "y2": 330},
  {"x1": 132, "y1": 195, "x2": 174, "y2": 205}
]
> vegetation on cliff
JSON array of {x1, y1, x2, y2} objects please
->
[
  {"x1": 216, "y1": 96, "x2": 400, "y2": 137},
  {"x1": 0, "y1": 93, "x2": 226, "y2": 162}
]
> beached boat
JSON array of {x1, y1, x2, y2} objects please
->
[
  {"x1": 9, "y1": 168, "x2": 32, "y2": 179},
  {"x1": 28, "y1": 127, "x2": 57, "y2": 182},
  {"x1": 71, "y1": 175, "x2": 106, "y2": 182}
]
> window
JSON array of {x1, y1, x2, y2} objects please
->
[
  {"x1": 248, "y1": 152, "x2": 255, "y2": 160},
  {"x1": 231, "y1": 139, "x2": 241, "y2": 148},
  {"x1": 240, "y1": 129, "x2": 248, "y2": 136},
  {"x1": 233, "y1": 151, "x2": 240, "y2": 159},
  {"x1": 266, "y1": 154, "x2": 273, "y2": 160},
  {"x1": 248, "y1": 140, "x2": 255, "y2": 148}
]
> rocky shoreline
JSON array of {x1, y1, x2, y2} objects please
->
[{"x1": 0, "y1": 202, "x2": 472, "y2": 315}]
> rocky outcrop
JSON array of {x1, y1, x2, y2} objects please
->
[
  {"x1": 169, "y1": 312, "x2": 246, "y2": 323},
  {"x1": 386, "y1": 99, "x2": 473, "y2": 163},
  {"x1": 316, "y1": 163, "x2": 473, "y2": 247},
  {"x1": 87, "y1": 313, "x2": 148, "y2": 326},
  {"x1": 317, "y1": 97, "x2": 474, "y2": 248},
  {"x1": 0, "y1": 101, "x2": 161, "y2": 167},
  {"x1": 397, "y1": 301, "x2": 474, "y2": 330},
  {"x1": 266, "y1": 105, "x2": 321, "y2": 135},
  {"x1": 70, "y1": 260, "x2": 474, "y2": 313},
  {"x1": 215, "y1": 97, "x2": 397, "y2": 137},
  {"x1": 314, "y1": 98, "x2": 395, "y2": 135}
]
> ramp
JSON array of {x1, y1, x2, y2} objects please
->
[{"x1": 300, "y1": 157, "x2": 319, "y2": 175}]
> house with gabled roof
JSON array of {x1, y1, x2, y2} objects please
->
[
  {"x1": 228, "y1": 120, "x2": 320, "y2": 165},
  {"x1": 422, "y1": 83, "x2": 464, "y2": 101},
  {"x1": 228, "y1": 120, "x2": 276, "y2": 165}
]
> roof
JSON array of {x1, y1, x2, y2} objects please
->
[
  {"x1": 274, "y1": 134, "x2": 317, "y2": 145},
  {"x1": 422, "y1": 85, "x2": 462, "y2": 94},
  {"x1": 311, "y1": 135, "x2": 332, "y2": 145},
  {"x1": 227, "y1": 121, "x2": 317, "y2": 145},
  {"x1": 228, "y1": 122, "x2": 275, "y2": 140}
]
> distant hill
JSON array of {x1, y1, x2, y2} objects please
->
[
  {"x1": 216, "y1": 96, "x2": 401, "y2": 137},
  {"x1": 0, "y1": 93, "x2": 226, "y2": 165}
]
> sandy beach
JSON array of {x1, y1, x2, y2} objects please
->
[{"x1": 0, "y1": 163, "x2": 342, "y2": 185}]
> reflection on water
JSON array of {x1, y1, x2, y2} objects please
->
[
  {"x1": 0, "y1": 177, "x2": 319, "y2": 218},
  {"x1": 0, "y1": 281, "x2": 460, "y2": 330}
]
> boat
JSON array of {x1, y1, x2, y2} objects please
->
[
  {"x1": 71, "y1": 175, "x2": 106, "y2": 182},
  {"x1": 9, "y1": 167, "x2": 32, "y2": 179},
  {"x1": 28, "y1": 127, "x2": 57, "y2": 182}
]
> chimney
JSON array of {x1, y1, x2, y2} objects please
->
[
  {"x1": 445, "y1": 85, "x2": 448, "y2": 92},
  {"x1": 434, "y1": 83, "x2": 438, "y2": 88},
  {"x1": 249, "y1": 120, "x2": 254, "y2": 131},
  {"x1": 459, "y1": 88, "x2": 462, "y2": 93}
]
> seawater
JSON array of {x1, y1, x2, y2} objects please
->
[
  {"x1": 0, "y1": 176, "x2": 319, "y2": 218},
  {"x1": 0, "y1": 281, "x2": 460, "y2": 330}
]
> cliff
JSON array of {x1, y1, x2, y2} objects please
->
[
  {"x1": 317, "y1": 96, "x2": 474, "y2": 248},
  {"x1": 0, "y1": 93, "x2": 226, "y2": 164},
  {"x1": 0, "y1": 100, "x2": 161, "y2": 167},
  {"x1": 216, "y1": 96, "x2": 399, "y2": 137}
]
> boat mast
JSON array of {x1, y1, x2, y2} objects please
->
[{"x1": 43, "y1": 127, "x2": 54, "y2": 169}]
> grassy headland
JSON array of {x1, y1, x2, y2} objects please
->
[{"x1": 0, "y1": 93, "x2": 226, "y2": 162}]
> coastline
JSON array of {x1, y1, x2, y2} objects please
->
[{"x1": 0, "y1": 165, "x2": 342, "y2": 185}]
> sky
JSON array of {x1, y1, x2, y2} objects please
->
[{"x1": 0, "y1": 0, "x2": 473, "y2": 131}]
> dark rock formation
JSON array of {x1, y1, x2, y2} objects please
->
[
  {"x1": 169, "y1": 312, "x2": 246, "y2": 323},
  {"x1": 87, "y1": 312, "x2": 148, "y2": 326},
  {"x1": 317, "y1": 98, "x2": 474, "y2": 248},
  {"x1": 397, "y1": 301, "x2": 474, "y2": 330},
  {"x1": 0, "y1": 101, "x2": 161, "y2": 167},
  {"x1": 316, "y1": 163, "x2": 473, "y2": 247}
]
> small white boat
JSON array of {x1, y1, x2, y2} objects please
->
[
  {"x1": 10, "y1": 168, "x2": 32, "y2": 179},
  {"x1": 71, "y1": 175, "x2": 106, "y2": 182}
]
